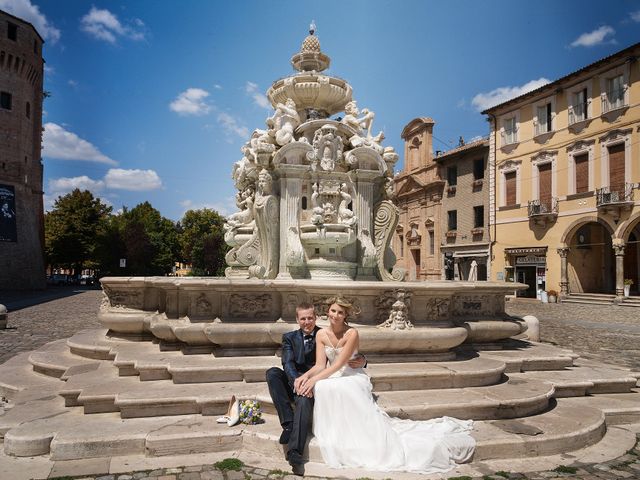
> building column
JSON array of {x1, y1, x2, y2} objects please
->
[
  {"x1": 613, "y1": 243, "x2": 625, "y2": 298},
  {"x1": 275, "y1": 165, "x2": 307, "y2": 279},
  {"x1": 556, "y1": 247, "x2": 570, "y2": 296}
]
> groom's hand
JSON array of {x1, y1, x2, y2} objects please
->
[
  {"x1": 348, "y1": 353, "x2": 366, "y2": 369},
  {"x1": 293, "y1": 376, "x2": 305, "y2": 394}
]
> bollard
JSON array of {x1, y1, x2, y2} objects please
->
[
  {"x1": 522, "y1": 315, "x2": 540, "y2": 342},
  {"x1": 0, "y1": 303, "x2": 7, "y2": 329}
]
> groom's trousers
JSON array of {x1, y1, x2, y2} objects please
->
[{"x1": 266, "y1": 367, "x2": 314, "y2": 464}]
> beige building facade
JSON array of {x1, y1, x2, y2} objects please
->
[
  {"x1": 0, "y1": 9, "x2": 45, "y2": 289},
  {"x1": 435, "y1": 139, "x2": 490, "y2": 281},
  {"x1": 393, "y1": 118, "x2": 445, "y2": 280},
  {"x1": 484, "y1": 42, "x2": 640, "y2": 299}
]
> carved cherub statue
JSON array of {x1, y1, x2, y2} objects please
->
[
  {"x1": 341, "y1": 101, "x2": 384, "y2": 147},
  {"x1": 267, "y1": 98, "x2": 300, "y2": 146},
  {"x1": 225, "y1": 185, "x2": 256, "y2": 230}
]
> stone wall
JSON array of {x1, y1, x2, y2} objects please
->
[{"x1": 0, "y1": 10, "x2": 45, "y2": 289}]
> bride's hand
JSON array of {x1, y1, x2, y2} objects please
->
[
  {"x1": 294, "y1": 375, "x2": 307, "y2": 394},
  {"x1": 299, "y1": 377, "x2": 317, "y2": 397}
]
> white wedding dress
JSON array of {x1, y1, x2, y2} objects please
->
[{"x1": 313, "y1": 346, "x2": 475, "y2": 473}]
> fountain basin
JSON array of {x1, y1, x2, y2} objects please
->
[{"x1": 99, "y1": 277, "x2": 526, "y2": 359}]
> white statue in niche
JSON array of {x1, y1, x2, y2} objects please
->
[
  {"x1": 338, "y1": 182, "x2": 357, "y2": 228},
  {"x1": 267, "y1": 98, "x2": 300, "y2": 146},
  {"x1": 310, "y1": 124, "x2": 343, "y2": 171},
  {"x1": 342, "y1": 100, "x2": 384, "y2": 149},
  {"x1": 253, "y1": 169, "x2": 280, "y2": 278}
]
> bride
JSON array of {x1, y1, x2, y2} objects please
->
[{"x1": 295, "y1": 296, "x2": 475, "y2": 473}]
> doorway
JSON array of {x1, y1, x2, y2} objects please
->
[{"x1": 516, "y1": 266, "x2": 537, "y2": 298}]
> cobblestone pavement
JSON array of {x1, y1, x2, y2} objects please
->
[
  {"x1": 506, "y1": 299, "x2": 640, "y2": 370},
  {"x1": 1, "y1": 291, "x2": 640, "y2": 479}
]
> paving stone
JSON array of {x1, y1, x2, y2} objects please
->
[
  {"x1": 199, "y1": 470, "x2": 224, "y2": 480},
  {"x1": 157, "y1": 476, "x2": 177, "y2": 480},
  {"x1": 178, "y1": 473, "x2": 200, "y2": 480},
  {"x1": 184, "y1": 466, "x2": 203, "y2": 472},
  {"x1": 225, "y1": 471, "x2": 246, "y2": 480}
]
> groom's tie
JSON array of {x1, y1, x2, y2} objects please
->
[{"x1": 303, "y1": 333, "x2": 315, "y2": 355}]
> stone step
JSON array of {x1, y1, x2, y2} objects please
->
[
  {"x1": 2, "y1": 397, "x2": 606, "y2": 463},
  {"x1": 61, "y1": 368, "x2": 556, "y2": 421},
  {"x1": 472, "y1": 341, "x2": 578, "y2": 373},
  {"x1": 29, "y1": 335, "x2": 510, "y2": 391},
  {"x1": 567, "y1": 293, "x2": 617, "y2": 299},
  {"x1": 28, "y1": 339, "x2": 102, "y2": 379},
  {"x1": 0, "y1": 352, "x2": 61, "y2": 400},
  {"x1": 509, "y1": 363, "x2": 640, "y2": 397},
  {"x1": 561, "y1": 298, "x2": 614, "y2": 306},
  {"x1": 560, "y1": 390, "x2": 640, "y2": 425}
]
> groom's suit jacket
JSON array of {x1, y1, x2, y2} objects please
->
[{"x1": 281, "y1": 326, "x2": 321, "y2": 387}]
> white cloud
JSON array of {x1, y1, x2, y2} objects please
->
[
  {"x1": 80, "y1": 7, "x2": 146, "y2": 44},
  {"x1": 67, "y1": 79, "x2": 78, "y2": 88},
  {"x1": 0, "y1": 0, "x2": 60, "y2": 43},
  {"x1": 180, "y1": 197, "x2": 235, "y2": 217},
  {"x1": 45, "y1": 175, "x2": 108, "y2": 211},
  {"x1": 217, "y1": 112, "x2": 249, "y2": 139},
  {"x1": 245, "y1": 81, "x2": 271, "y2": 109},
  {"x1": 43, "y1": 122, "x2": 117, "y2": 165},
  {"x1": 570, "y1": 26, "x2": 616, "y2": 48},
  {"x1": 44, "y1": 65, "x2": 55, "y2": 75},
  {"x1": 213, "y1": 84, "x2": 222, "y2": 90},
  {"x1": 471, "y1": 78, "x2": 551, "y2": 111},
  {"x1": 49, "y1": 176, "x2": 105, "y2": 193},
  {"x1": 169, "y1": 88, "x2": 212, "y2": 116},
  {"x1": 631, "y1": 11, "x2": 640, "y2": 22},
  {"x1": 105, "y1": 168, "x2": 162, "y2": 191}
]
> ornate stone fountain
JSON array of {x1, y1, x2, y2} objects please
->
[{"x1": 99, "y1": 25, "x2": 527, "y2": 360}]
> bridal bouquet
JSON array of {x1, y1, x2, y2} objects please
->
[{"x1": 239, "y1": 399, "x2": 262, "y2": 425}]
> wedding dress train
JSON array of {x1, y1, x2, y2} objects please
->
[{"x1": 313, "y1": 346, "x2": 475, "y2": 473}]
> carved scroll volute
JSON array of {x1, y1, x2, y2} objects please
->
[{"x1": 374, "y1": 200, "x2": 405, "y2": 281}]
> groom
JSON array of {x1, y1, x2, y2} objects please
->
[{"x1": 266, "y1": 301, "x2": 365, "y2": 474}]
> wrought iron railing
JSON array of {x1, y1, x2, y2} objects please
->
[
  {"x1": 596, "y1": 183, "x2": 634, "y2": 206},
  {"x1": 601, "y1": 87, "x2": 626, "y2": 113},
  {"x1": 568, "y1": 102, "x2": 587, "y2": 124},
  {"x1": 527, "y1": 197, "x2": 558, "y2": 217}
]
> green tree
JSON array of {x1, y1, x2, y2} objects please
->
[
  {"x1": 45, "y1": 189, "x2": 112, "y2": 273},
  {"x1": 117, "y1": 202, "x2": 180, "y2": 276},
  {"x1": 179, "y1": 208, "x2": 228, "y2": 276}
]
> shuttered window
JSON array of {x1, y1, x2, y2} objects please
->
[
  {"x1": 574, "y1": 153, "x2": 589, "y2": 193},
  {"x1": 608, "y1": 143, "x2": 625, "y2": 193},
  {"x1": 505, "y1": 171, "x2": 517, "y2": 206},
  {"x1": 538, "y1": 163, "x2": 552, "y2": 207}
]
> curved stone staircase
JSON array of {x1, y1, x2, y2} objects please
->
[{"x1": 1, "y1": 328, "x2": 640, "y2": 474}]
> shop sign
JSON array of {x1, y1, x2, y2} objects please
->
[{"x1": 515, "y1": 255, "x2": 546, "y2": 265}]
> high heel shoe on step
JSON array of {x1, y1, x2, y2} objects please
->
[
  {"x1": 227, "y1": 396, "x2": 240, "y2": 427},
  {"x1": 216, "y1": 395, "x2": 236, "y2": 424}
]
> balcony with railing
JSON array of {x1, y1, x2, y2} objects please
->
[
  {"x1": 527, "y1": 197, "x2": 558, "y2": 226},
  {"x1": 596, "y1": 183, "x2": 634, "y2": 208}
]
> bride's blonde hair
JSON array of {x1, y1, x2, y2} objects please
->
[{"x1": 325, "y1": 296, "x2": 360, "y2": 322}]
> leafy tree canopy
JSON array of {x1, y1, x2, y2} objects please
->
[{"x1": 179, "y1": 208, "x2": 228, "y2": 276}]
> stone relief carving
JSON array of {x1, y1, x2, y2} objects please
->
[
  {"x1": 378, "y1": 290, "x2": 413, "y2": 330},
  {"x1": 101, "y1": 288, "x2": 143, "y2": 310},
  {"x1": 193, "y1": 293, "x2": 212, "y2": 316},
  {"x1": 423, "y1": 297, "x2": 450, "y2": 319},
  {"x1": 308, "y1": 124, "x2": 343, "y2": 171},
  {"x1": 373, "y1": 200, "x2": 405, "y2": 281},
  {"x1": 338, "y1": 182, "x2": 357, "y2": 228},
  {"x1": 229, "y1": 294, "x2": 273, "y2": 317}
]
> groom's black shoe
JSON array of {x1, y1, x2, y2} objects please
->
[
  {"x1": 290, "y1": 462, "x2": 304, "y2": 476},
  {"x1": 279, "y1": 427, "x2": 292, "y2": 445}
]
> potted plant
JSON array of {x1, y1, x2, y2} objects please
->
[
  {"x1": 624, "y1": 279, "x2": 633, "y2": 297},
  {"x1": 547, "y1": 289, "x2": 558, "y2": 303}
]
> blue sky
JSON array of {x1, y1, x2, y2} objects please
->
[{"x1": 2, "y1": 0, "x2": 639, "y2": 221}]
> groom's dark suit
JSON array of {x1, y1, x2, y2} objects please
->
[{"x1": 266, "y1": 325, "x2": 320, "y2": 466}]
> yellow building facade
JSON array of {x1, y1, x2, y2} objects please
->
[{"x1": 484, "y1": 42, "x2": 640, "y2": 299}]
